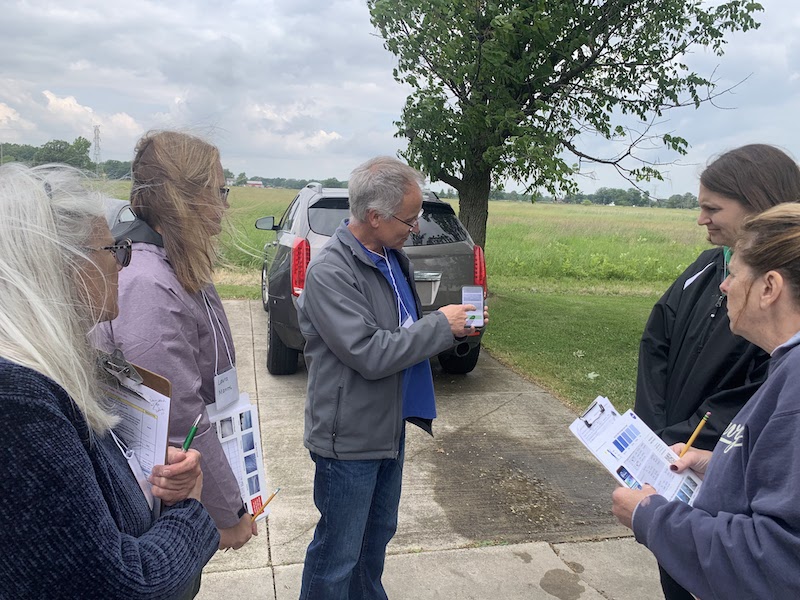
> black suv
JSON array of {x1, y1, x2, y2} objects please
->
[{"x1": 255, "y1": 183, "x2": 486, "y2": 375}]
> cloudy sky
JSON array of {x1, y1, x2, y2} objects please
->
[{"x1": 0, "y1": 0, "x2": 797, "y2": 196}]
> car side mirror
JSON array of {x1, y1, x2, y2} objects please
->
[{"x1": 255, "y1": 216, "x2": 277, "y2": 231}]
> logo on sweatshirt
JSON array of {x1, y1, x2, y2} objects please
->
[{"x1": 718, "y1": 422, "x2": 745, "y2": 453}]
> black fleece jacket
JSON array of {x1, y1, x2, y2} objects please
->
[{"x1": 634, "y1": 247, "x2": 770, "y2": 450}]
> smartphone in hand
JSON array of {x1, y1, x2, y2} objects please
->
[{"x1": 461, "y1": 285, "x2": 485, "y2": 328}]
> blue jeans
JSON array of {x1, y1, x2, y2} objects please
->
[{"x1": 299, "y1": 432, "x2": 405, "y2": 600}]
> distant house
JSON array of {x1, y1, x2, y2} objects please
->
[
  {"x1": 226, "y1": 177, "x2": 235, "y2": 186},
  {"x1": 246, "y1": 180, "x2": 264, "y2": 188}
]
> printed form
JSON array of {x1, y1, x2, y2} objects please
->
[
  {"x1": 102, "y1": 379, "x2": 171, "y2": 517},
  {"x1": 207, "y1": 393, "x2": 270, "y2": 520},
  {"x1": 569, "y1": 396, "x2": 702, "y2": 505}
]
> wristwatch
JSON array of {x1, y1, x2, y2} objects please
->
[{"x1": 237, "y1": 504, "x2": 248, "y2": 519}]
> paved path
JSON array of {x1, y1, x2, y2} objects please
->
[{"x1": 196, "y1": 300, "x2": 664, "y2": 600}]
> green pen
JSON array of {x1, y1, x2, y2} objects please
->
[{"x1": 182, "y1": 414, "x2": 202, "y2": 451}]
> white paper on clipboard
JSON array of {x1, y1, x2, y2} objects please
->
[
  {"x1": 101, "y1": 369, "x2": 171, "y2": 519},
  {"x1": 569, "y1": 396, "x2": 703, "y2": 505}
]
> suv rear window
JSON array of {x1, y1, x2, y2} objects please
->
[{"x1": 308, "y1": 198, "x2": 468, "y2": 246}]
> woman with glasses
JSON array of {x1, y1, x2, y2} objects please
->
[
  {"x1": 0, "y1": 164, "x2": 218, "y2": 598},
  {"x1": 93, "y1": 130, "x2": 258, "y2": 551}
]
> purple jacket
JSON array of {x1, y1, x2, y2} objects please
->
[{"x1": 93, "y1": 243, "x2": 243, "y2": 528}]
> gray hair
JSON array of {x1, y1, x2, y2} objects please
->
[
  {"x1": 0, "y1": 163, "x2": 118, "y2": 434},
  {"x1": 348, "y1": 156, "x2": 424, "y2": 223}
]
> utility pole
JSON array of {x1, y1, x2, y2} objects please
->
[{"x1": 93, "y1": 125, "x2": 101, "y2": 177}]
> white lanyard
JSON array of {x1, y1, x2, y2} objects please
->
[
  {"x1": 366, "y1": 246, "x2": 413, "y2": 327},
  {"x1": 109, "y1": 430, "x2": 154, "y2": 510},
  {"x1": 202, "y1": 290, "x2": 240, "y2": 410},
  {"x1": 201, "y1": 290, "x2": 234, "y2": 376}
]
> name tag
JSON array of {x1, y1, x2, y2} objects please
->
[{"x1": 214, "y1": 366, "x2": 240, "y2": 409}]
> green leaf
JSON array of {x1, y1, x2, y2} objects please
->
[{"x1": 368, "y1": 0, "x2": 761, "y2": 246}]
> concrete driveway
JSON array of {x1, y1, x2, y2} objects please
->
[{"x1": 197, "y1": 300, "x2": 664, "y2": 600}]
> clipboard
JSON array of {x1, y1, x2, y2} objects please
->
[
  {"x1": 569, "y1": 396, "x2": 703, "y2": 505},
  {"x1": 99, "y1": 348, "x2": 171, "y2": 397},
  {"x1": 99, "y1": 349, "x2": 172, "y2": 518},
  {"x1": 579, "y1": 398, "x2": 606, "y2": 428}
]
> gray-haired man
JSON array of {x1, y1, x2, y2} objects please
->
[{"x1": 297, "y1": 156, "x2": 484, "y2": 599}]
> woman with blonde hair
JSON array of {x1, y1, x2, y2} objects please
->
[
  {"x1": 0, "y1": 164, "x2": 218, "y2": 598},
  {"x1": 94, "y1": 130, "x2": 257, "y2": 549},
  {"x1": 614, "y1": 203, "x2": 800, "y2": 599}
]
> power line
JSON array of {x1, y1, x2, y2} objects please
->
[{"x1": 93, "y1": 125, "x2": 101, "y2": 176}]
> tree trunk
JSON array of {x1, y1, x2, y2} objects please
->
[{"x1": 458, "y1": 166, "x2": 492, "y2": 248}]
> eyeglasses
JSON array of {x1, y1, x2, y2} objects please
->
[
  {"x1": 219, "y1": 187, "x2": 230, "y2": 202},
  {"x1": 391, "y1": 208, "x2": 424, "y2": 229},
  {"x1": 84, "y1": 238, "x2": 132, "y2": 268}
]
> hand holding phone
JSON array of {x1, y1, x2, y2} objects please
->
[{"x1": 461, "y1": 285, "x2": 485, "y2": 328}]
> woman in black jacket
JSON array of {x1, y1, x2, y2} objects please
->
[{"x1": 634, "y1": 143, "x2": 800, "y2": 600}]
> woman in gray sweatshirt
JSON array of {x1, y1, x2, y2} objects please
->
[{"x1": 613, "y1": 203, "x2": 800, "y2": 600}]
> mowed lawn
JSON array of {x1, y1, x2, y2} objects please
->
[
  {"x1": 106, "y1": 184, "x2": 710, "y2": 413},
  {"x1": 482, "y1": 203, "x2": 708, "y2": 412}
]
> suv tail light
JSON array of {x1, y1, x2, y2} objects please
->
[
  {"x1": 291, "y1": 238, "x2": 311, "y2": 296},
  {"x1": 473, "y1": 245, "x2": 487, "y2": 293}
]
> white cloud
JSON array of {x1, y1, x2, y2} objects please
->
[
  {"x1": 0, "y1": 103, "x2": 37, "y2": 141},
  {"x1": 42, "y1": 91, "x2": 94, "y2": 123},
  {"x1": 0, "y1": 0, "x2": 796, "y2": 190},
  {"x1": 247, "y1": 101, "x2": 323, "y2": 125}
]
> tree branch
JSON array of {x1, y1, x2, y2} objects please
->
[{"x1": 436, "y1": 171, "x2": 463, "y2": 191}]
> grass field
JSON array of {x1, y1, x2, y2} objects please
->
[
  {"x1": 479, "y1": 202, "x2": 707, "y2": 412},
  {"x1": 105, "y1": 184, "x2": 709, "y2": 413}
]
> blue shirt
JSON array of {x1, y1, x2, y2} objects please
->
[
  {"x1": 0, "y1": 358, "x2": 220, "y2": 598},
  {"x1": 360, "y1": 242, "x2": 437, "y2": 422}
]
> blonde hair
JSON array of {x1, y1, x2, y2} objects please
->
[
  {"x1": 130, "y1": 130, "x2": 224, "y2": 293},
  {"x1": 738, "y1": 203, "x2": 800, "y2": 303},
  {"x1": 0, "y1": 164, "x2": 118, "y2": 433}
]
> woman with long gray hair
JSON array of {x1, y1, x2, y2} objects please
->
[{"x1": 0, "y1": 164, "x2": 218, "y2": 598}]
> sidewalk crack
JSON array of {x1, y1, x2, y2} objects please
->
[{"x1": 248, "y1": 301, "x2": 277, "y2": 599}]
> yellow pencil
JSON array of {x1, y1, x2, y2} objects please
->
[
  {"x1": 678, "y1": 412, "x2": 711, "y2": 458},
  {"x1": 251, "y1": 487, "x2": 281, "y2": 522}
]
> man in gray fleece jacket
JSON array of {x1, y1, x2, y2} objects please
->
[{"x1": 297, "y1": 157, "x2": 482, "y2": 600}]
